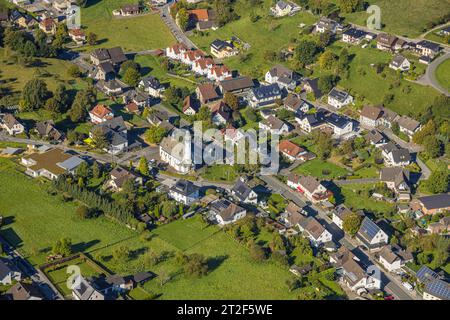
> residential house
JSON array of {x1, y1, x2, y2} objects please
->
[
  {"x1": 327, "y1": 88, "x2": 353, "y2": 109},
  {"x1": 210, "y1": 39, "x2": 238, "y2": 59},
  {"x1": 5, "y1": 282, "x2": 44, "y2": 300},
  {"x1": 284, "y1": 94, "x2": 313, "y2": 113},
  {"x1": 426, "y1": 217, "x2": 450, "y2": 234},
  {"x1": 280, "y1": 202, "x2": 305, "y2": 228},
  {"x1": 356, "y1": 217, "x2": 389, "y2": 251},
  {"x1": 259, "y1": 115, "x2": 291, "y2": 135},
  {"x1": 380, "y1": 142, "x2": 411, "y2": 167},
  {"x1": 183, "y1": 95, "x2": 200, "y2": 115},
  {"x1": 416, "y1": 266, "x2": 450, "y2": 300},
  {"x1": 90, "y1": 117, "x2": 128, "y2": 155},
  {"x1": 378, "y1": 244, "x2": 413, "y2": 273},
  {"x1": 192, "y1": 57, "x2": 214, "y2": 76},
  {"x1": 39, "y1": 17, "x2": 57, "y2": 35},
  {"x1": 380, "y1": 167, "x2": 411, "y2": 201},
  {"x1": 104, "y1": 274, "x2": 134, "y2": 293},
  {"x1": 10, "y1": 10, "x2": 36, "y2": 29},
  {"x1": 265, "y1": 65, "x2": 300, "y2": 91},
  {"x1": 169, "y1": 179, "x2": 200, "y2": 205},
  {"x1": 302, "y1": 78, "x2": 322, "y2": 98},
  {"x1": 332, "y1": 204, "x2": 354, "y2": 230},
  {"x1": 359, "y1": 105, "x2": 383, "y2": 128},
  {"x1": 90, "y1": 47, "x2": 127, "y2": 66},
  {"x1": 181, "y1": 49, "x2": 205, "y2": 67},
  {"x1": 232, "y1": 178, "x2": 258, "y2": 205},
  {"x1": 295, "y1": 111, "x2": 326, "y2": 133},
  {"x1": 71, "y1": 275, "x2": 105, "y2": 300},
  {"x1": 165, "y1": 43, "x2": 189, "y2": 61},
  {"x1": 378, "y1": 107, "x2": 399, "y2": 129},
  {"x1": 68, "y1": 28, "x2": 86, "y2": 44},
  {"x1": 298, "y1": 216, "x2": 333, "y2": 247},
  {"x1": 342, "y1": 28, "x2": 367, "y2": 44},
  {"x1": 119, "y1": 4, "x2": 141, "y2": 16},
  {"x1": 207, "y1": 65, "x2": 232, "y2": 82},
  {"x1": 107, "y1": 166, "x2": 143, "y2": 192},
  {"x1": 416, "y1": 40, "x2": 441, "y2": 57},
  {"x1": 389, "y1": 55, "x2": 411, "y2": 72},
  {"x1": 331, "y1": 247, "x2": 381, "y2": 294},
  {"x1": 287, "y1": 174, "x2": 330, "y2": 203},
  {"x1": 397, "y1": 116, "x2": 421, "y2": 138},
  {"x1": 21, "y1": 148, "x2": 84, "y2": 180},
  {"x1": 210, "y1": 199, "x2": 246, "y2": 225},
  {"x1": 376, "y1": 33, "x2": 399, "y2": 51},
  {"x1": 159, "y1": 136, "x2": 193, "y2": 174},
  {"x1": 123, "y1": 90, "x2": 151, "y2": 109},
  {"x1": 324, "y1": 113, "x2": 353, "y2": 137},
  {"x1": 417, "y1": 194, "x2": 450, "y2": 215},
  {"x1": 278, "y1": 140, "x2": 307, "y2": 162},
  {"x1": 315, "y1": 17, "x2": 340, "y2": 34},
  {"x1": 98, "y1": 79, "x2": 124, "y2": 96},
  {"x1": 196, "y1": 83, "x2": 221, "y2": 104},
  {"x1": 365, "y1": 130, "x2": 388, "y2": 147},
  {"x1": 35, "y1": 120, "x2": 63, "y2": 141},
  {"x1": 221, "y1": 124, "x2": 245, "y2": 147},
  {"x1": 0, "y1": 258, "x2": 21, "y2": 285},
  {"x1": 89, "y1": 104, "x2": 114, "y2": 124},
  {"x1": 219, "y1": 76, "x2": 255, "y2": 94},
  {"x1": 248, "y1": 84, "x2": 282, "y2": 108},
  {"x1": 139, "y1": 76, "x2": 164, "y2": 98},
  {"x1": 0, "y1": 114, "x2": 25, "y2": 135},
  {"x1": 90, "y1": 62, "x2": 115, "y2": 81},
  {"x1": 271, "y1": 1, "x2": 294, "y2": 17}
]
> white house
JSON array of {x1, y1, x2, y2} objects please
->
[
  {"x1": 232, "y1": 178, "x2": 258, "y2": 205},
  {"x1": 90, "y1": 117, "x2": 129, "y2": 155},
  {"x1": 278, "y1": 140, "x2": 307, "y2": 162},
  {"x1": 359, "y1": 105, "x2": 383, "y2": 128},
  {"x1": 71, "y1": 275, "x2": 104, "y2": 300},
  {"x1": 248, "y1": 84, "x2": 282, "y2": 108},
  {"x1": 210, "y1": 199, "x2": 247, "y2": 226},
  {"x1": 295, "y1": 112, "x2": 326, "y2": 133},
  {"x1": 159, "y1": 136, "x2": 193, "y2": 174},
  {"x1": 327, "y1": 88, "x2": 353, "y2": 109},
  {"x1": 271, "y1": 1, "x2": 293, "y2": 17},
  {"x1": 89, "y1": 104, "x2": 115, "y2": 124},
  {"x1": 0, "y1": 114, "x2": 25, "y2": 136},
  {"x1": 0, "y1": 259, "x2": 22, "y2": 285},
  {"x1": 265, "y1": 65, "x2": 299, "y2": 91},
  {"x1": 378, "y1": 245, "x2": 413, "y2": 273},
  {"x1": 168, "y1": 179, "x2": 200, "y2": 205},
  {"x1": 342, "y1": 28, "x2": 367, "y2": 44},
  {"x1": 332, "y1": 204, "x2": 354, "y2": 230},
  {"x1": 287, "y1": 174, "x2": 330, "y2": 203},
  {"x1": 356, "y1": 217, "x2": 389, "y2": 251},
  {"x1": 380, "y1": 142, "x2": 411, "y2": 167},
  {"x1": 166, "y1": 43, "x2": 188, "y2": 60},
  {"x1": 259, "y1": 116, "x2": 291, "y2": 135},
  {"x1": 139, "y1": 76, "x2": 165, "y2": 98},
  {"x1": 397, "y1": 116, "x2": 421, "y2": 138},
  {"x1": 389, "y1": 55, "x2": 411, "y2": 72},
  {"x1": 325, "y1": 113, "x2": 354, "y2": 137},
  {"x1": 298, "y1": 216, "x2": 333, "y2": 247},
  {"x1": 315, "y1": 17, "x2": 340, "y2": 34},
  {"x1": 380, "y1": 167, "x2": 411, "y2": 201}
]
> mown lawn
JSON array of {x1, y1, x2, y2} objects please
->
[
  {"x1": 293, "y1": 159, "x2": 349, "y2": 179},
  {"x1": 341, "y1": 0, "x2": 449, "y2": 37},
  {"x1": 189, "y1": 0, "x2": 318, "y2": 78},
  {"x1": 199, "y1": 164, "x2": 239, "y2": 183},
  {"x1": 435, "y1": 58, "x2": 450, "y2": 91},
  {"x1": 0, "y1": 158, "x2": 137, "y2": 265},
  {"x1": 339, "y1": 183, "x2": 395, "y2": 215},
  {"x1": 313, "y1": 43, "x2": 442, "y2": 118},
  {"x1": 79, "y1": 0, "x2": 175, "y2": 52},
  {"x1": 0, "y1": 49, "x2": 86, "y2": 94}
]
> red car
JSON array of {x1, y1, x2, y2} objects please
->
[{"x1": 384, "y1": 295, "x2": 395, "y2": 300}]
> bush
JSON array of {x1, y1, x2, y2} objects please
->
[{"x1": 76, "y1": 204, "x2": 90, "y2": 219}]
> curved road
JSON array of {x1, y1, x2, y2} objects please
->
[{"x1": 423, "y1": 53, "x2": 450, "y2": 96}]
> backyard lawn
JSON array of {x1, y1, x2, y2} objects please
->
[
  {"x1": 199, "y1": 164, "x2": 239, "y2": 182},
  {"x1": 189, "y1": 0, "x2": 318, "y2": 78},
  {"x1": 341, "y1": 0, "x2": 449, "y2": 37},
  {"x1": 293, "y1": 159, "x2": 350, "y2": 179},
  {"x1": 435, "y1": 58, "x2": 450, "y2": 91},
  {"x1": 79, "y1": 0, "x2": 175, "y2": 52},
  {"x1": 339, "y1": 183, "x2": 395, "y2": 215}
]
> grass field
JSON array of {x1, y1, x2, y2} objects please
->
[
  {"x1": 0, "y1": 158, "x2": 137, "y2": 265},
  {"x1": 313, "y1": 43, "x2": 442, "y2": 118},
  {"x1": 435, "y1": 58, "x2": 450, "y2": 91},
  {"x1": 425, "y1": 26, "x2": 450, "y2": 45},
  {"x1": 199, "y1": 164, "x2": 238, "y2": 182},
  {"x1": 189, "y1": 0, "x2": 318, "y2": 78},
  {"x1": 0, "y1": 49, "x2": 86, "y2": 94},
  {"x1": 78, "y1": 0, "x2": 175, "y2": 52},
  {"x1": 341, "y1": 0, "x2": 450, "y2": 37},
  {"x1": 293, "y1": 159, "x2": 350, "y2": 179},
  {"x1": 339, "y1": 183, "x2": 395, "y2": 215}
]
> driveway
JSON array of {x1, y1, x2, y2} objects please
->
[{"x1": 421, "y1": 52, "x2": 450, "y2": 96}]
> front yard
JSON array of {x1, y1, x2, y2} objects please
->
[{"x1": 293, "y1": 159, "x2": 350, "y2": 180}]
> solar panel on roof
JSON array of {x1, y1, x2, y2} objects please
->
[
  {"x1": 360, "y1": 218, "x2": 380, "y2": 240},
  {"x1": 426, "y1": 279, "x2": 450, "y2": 300}
]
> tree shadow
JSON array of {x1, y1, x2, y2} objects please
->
[
  {"x1": 130, "y1": 247, "x2": 148, "y2": 260},
  {"x1": 0, "y1": 227, "x2": 23, "y2": 248},
  {"x1": 72, "y1": 239, "x2": 100, "y2": 253},
  {"x1": 207, "y1": 255, "x2": 229, "y2": 273}
]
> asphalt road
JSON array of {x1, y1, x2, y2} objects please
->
[
  {"x1": 422, "y1": 52, "x2": 450, "y2": 96},
  {"x1": 160, "y1": 4, "x2": 198, "y2": 49}
]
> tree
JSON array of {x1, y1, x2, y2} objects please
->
[
  {"x1": 426, "y1": 170, "x2": 449, "y2": 194},
  {"x1": 318, "y1": 75, "x2": 338, "y2": 94},
  {"x1": 161, "y1": 201, "x2": 178, "y2": 218},
  {"x1": 87, "y1": 32, "x2": 98, "y2": 45},
  {"x1": 182, "y1": 253, "x2": 209, "y2": 277},
  {"x1": 343, "y1": 212, "x2": 363, "y2": 236},
  {"x1": 67, "y1": 65, "x2": 82, "y2": 78},
  {"x1": 286, "y1": 278, "x2": 301, "y2": 292},
  {"x1": 52, "y1": 238, "x2": 72, "y2": 257},
  {"x1": 224, "y1": 92, "x2": 239, "y2": 111},
  {"x1": 177, "y1": 8, "x2": 190, "y2": 31},
  {"x1": 123, "y1": 67, "x2": 141, "y2": 87},
  {"x1": 120, "y1": 60, "x2": 140, "y2": 75},
  {"x1": 66, "y1": 130, "x2": 79, "y2": 145},
  {"x1": 113, "y1": 246, "x2": 130, "y2": 262},
  {"x1": 318, "y1": 50, "x2": 337, "y2": 70},
  {"x1": 92, "y1": 161, "x2": 101, "y2": 179},
  {"x1": 312, "y1": 131, "x2": 333, "y2": 160},
  {"x1": 413, "y1": 120, "x2": 436, "y2": 144},
  {"x1": 338, "y1": 0, "x2": 364, "y2": 13},
  {"x1": 91, "y1": 126, "x2": 108, "y2": 150},
  {"x1": 295, "y1": 39, "x2": 319, "y2": 66},
  {"x1": 76, "y1": 161, "x2": 90, "y2": 178},
  {"x1": 138, "y1": 156, "x2": 150, "y2": 176},
  {"x1": 20, "y1": 79, "x2": 49, "y2": 111},
  {"x1": 248, "y1": 240, "x2": 266, "y2": 262},
  {"x1": 144, "y1": 125, "x2": 167, "y2": 144},
  {"x1": 423, "y1": 136, "x2": 443, "y2": 158},
  {"x1": 391, "y1": 122, "x2": 400, "y2": 135},
  {"x1": 69, "y1": 90, "x2": 92, "y2": 122},
  {"x1": 76, "y1": 205, "x2": 90, "y2": 219}
]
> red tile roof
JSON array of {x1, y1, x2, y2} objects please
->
[{"x1": 90, "y1": 104, "x2": 113, "y2": 119}]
